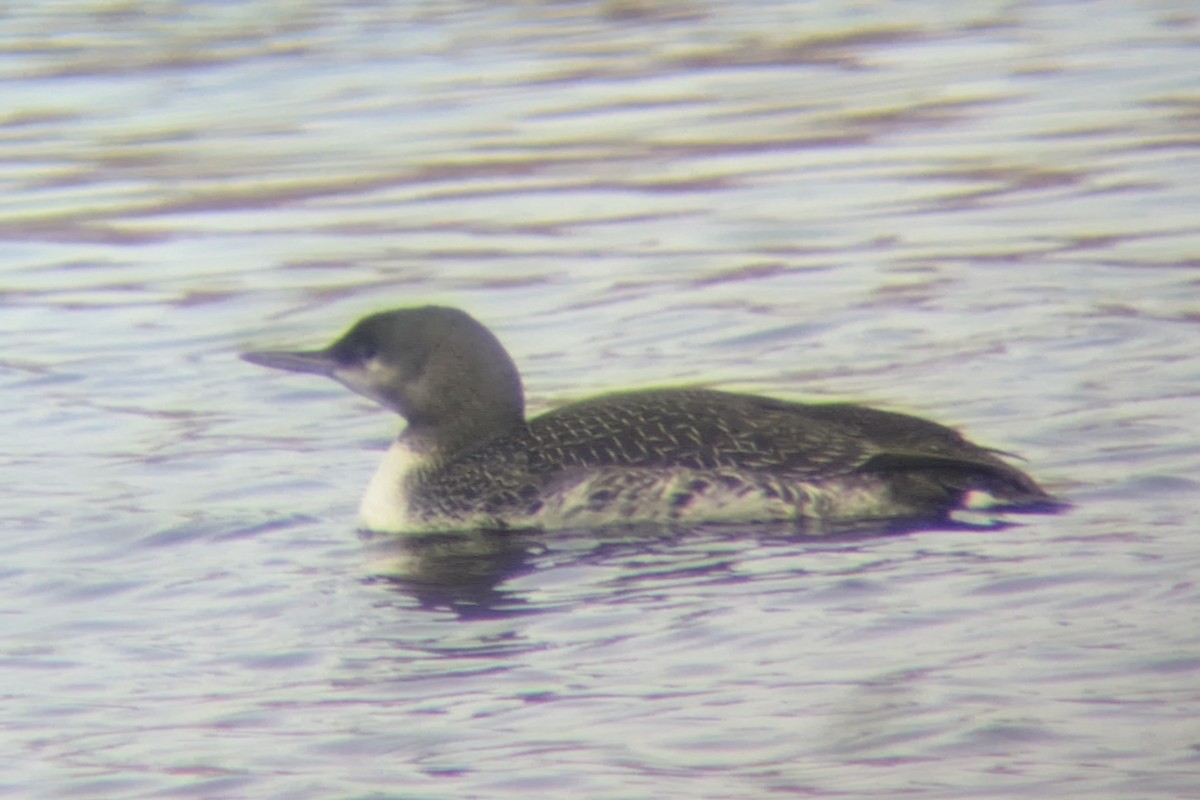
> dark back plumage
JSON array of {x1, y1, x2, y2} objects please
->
[{"x1": 415, "y1": 389, "x2": 1054, "y2": 520}]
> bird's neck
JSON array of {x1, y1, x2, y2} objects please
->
[{"x1": 402, "y1": 404, "x2": 525, "y2": 466}]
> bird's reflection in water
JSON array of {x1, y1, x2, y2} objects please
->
[
  {"x1": 354, "y1": 515, "x2": 980, "y2": 620},
  {"x1": 358, "y1": 522, "x2": 702, "y2": 618},
  {"x1": 359, "y1": 529, "x2": 543, "y2": 619}
]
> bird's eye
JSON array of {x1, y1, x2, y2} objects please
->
[{"x1": 334, "y1": 341, "x2": 376, "y2": 366}]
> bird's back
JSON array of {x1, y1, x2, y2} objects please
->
[{"x1": 409, "y1": 389, "x2": 1055, "y2": 529}]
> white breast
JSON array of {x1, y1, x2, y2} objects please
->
[{"x1": 358, "y1": 439, "x2": 427, "y2": 533}]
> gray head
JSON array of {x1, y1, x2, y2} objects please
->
[{"x1": 243, "y1": 306, "x2": 525, "y2": 451}]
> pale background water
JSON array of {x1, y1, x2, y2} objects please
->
[{"x1": 2, "y1": 1, "x2": 1199, "y2": 798}]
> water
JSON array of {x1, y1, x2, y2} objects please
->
[{"x1": 2, "y1": 1, "x2": 1199, "y2": 797}]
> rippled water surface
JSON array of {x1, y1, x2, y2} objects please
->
[{"x1": 3, "y1": 2, "x2": 1199, "y2": 797}]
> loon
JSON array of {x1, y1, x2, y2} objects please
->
[{"x1": 242, "y1": 306, "x2": 1058, "y2": 534}]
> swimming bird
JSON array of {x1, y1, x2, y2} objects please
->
[{"x1": 242, "y1": 306, "x2": 1058, "y2": 533}]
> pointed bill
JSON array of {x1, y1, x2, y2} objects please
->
[{"x1": 241, "y1": 349, "x2": 338, "y2": 377}]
